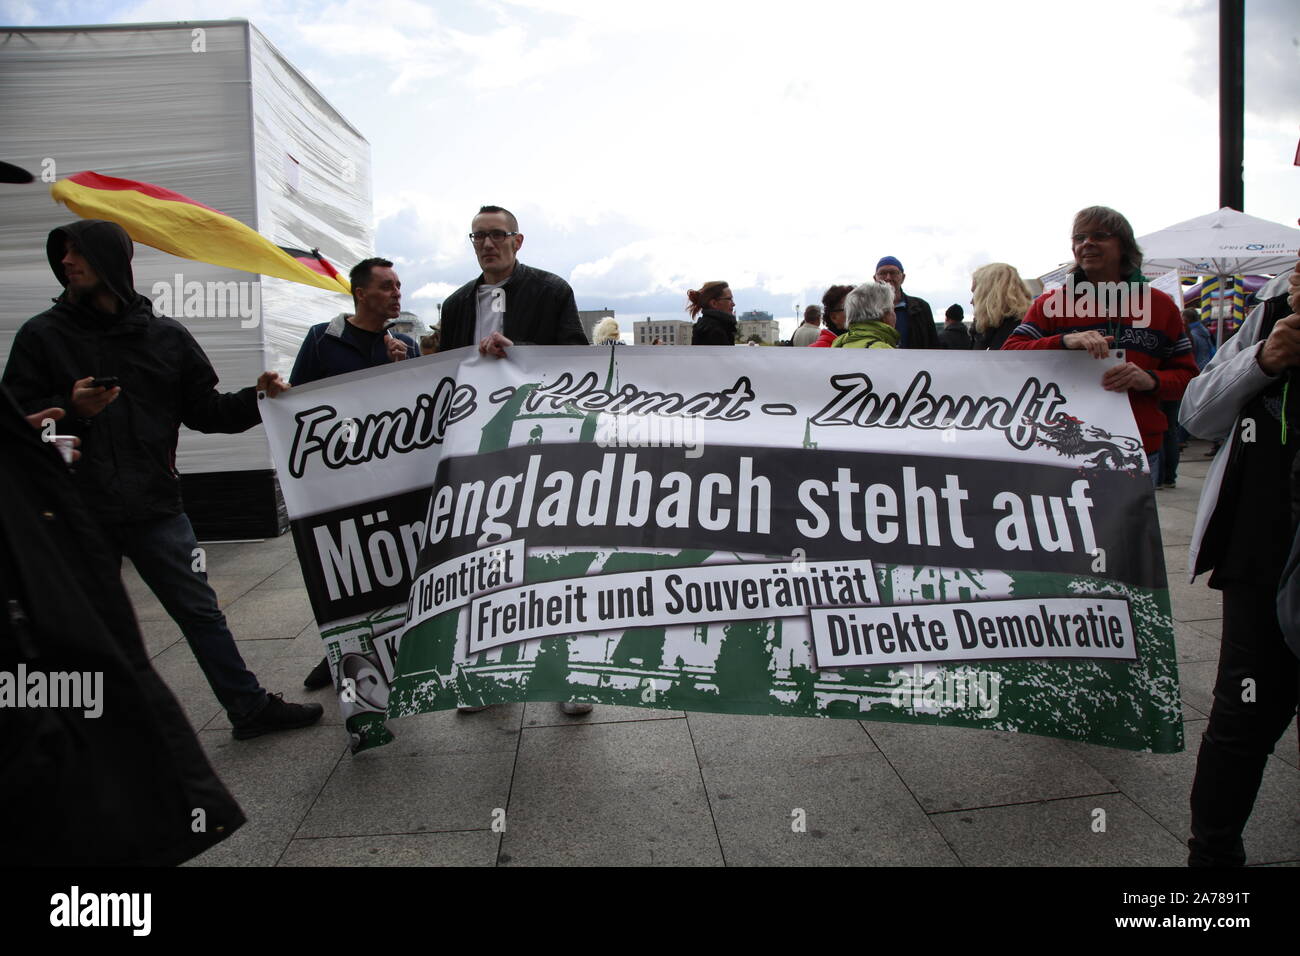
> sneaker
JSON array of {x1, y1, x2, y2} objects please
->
[
  {"x1": 232, "y1": 693, "x2": 324, "y2": 740},
  {"x1": 561, "y1": 702, "x2": 594, "y2": 715},
  {"x1": 303, "y1": 656, "x2": 332, "y2": 690},
  {"x1": 457, "y1": 705, "x2": 490, "y2": 714}
]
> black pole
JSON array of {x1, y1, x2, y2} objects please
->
[{"x1": 1219, "y1": 0, "x2": 1244, "y2": 211}]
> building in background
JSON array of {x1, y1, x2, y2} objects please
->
[
  {"x1": 578, "y1": 309, "x2": 614, "y2": 343},
  {"x1": 738, "y1": 310, "x2": 779, "y2": 344},
  {"x1": 633, "y1": 317, "x2": 693, "y2": 345},
  {"x1": 0, "y1": 19, "x2": 370, "y2": 539},
  {"x1": 389, "y1": 310, "x2": 430, "y2": 338}
]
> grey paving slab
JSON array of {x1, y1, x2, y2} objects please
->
[
  {"x1": 372, "y1": 704, "x2": 524, "y2": 760},
  {"x1": 863, "y1": 722, "x2": 1116, "y2": 812},
  {"x1": 222, "y1": 586, "x2": 316, "y2": 640},
  {"x1": 1183, "y1": 617, "x2": 1221, "y2": 640},
  {"x1": 1068, "y1": 719, "x2": 1300, "y2": 866},
  {"x1": 259, "y1": 560, "x2": 307, "y2": 590},
  {"x1": 703, "y1": 751, "x2": 958, "y2": 866},
  {"x1": 686, "y1": 711, "x2": 876, "y2": 768},
  {"x1": 1168, "y1": 577, "x2": 1224, "y2": 623},
  {"x1": 1276, "y1": 721, "x2": 1299, "y2": 771},
  {"x1": 276, "y1": 621, "x2": 329, "y2": 660},
  {"x1": 1173, "y1": 622, "x2": 1224, "y2": 664},
  {"x1": 297, "y1": 750, "x2": 516, "y2": 838},
  {"x1": 1163, "y1": 545, "x2": 1188, "y2": 576},
  {"x1": 930, "y1": 793, "x2": 1188, "y2": 866},
  {"x1": 1155, "y1": 502, "x2": 1198, "y2": 531},
  {"x1": 188, "y1": 725, "x2": 347, "y2": 866},
  {"x1": 499, "y1": 719, "x2": 722, "y2": 866},
  {"x1": 279, "y1": 831, "x2": 499, "y2": 866},
  {"x1": 124, "y1": 586, "x2": 169, "y2": 622},
  {"x1": 120, "y1": 564, "x2": 154, "y2": 603},
  {"x1": 208, "y1": 576, "x2": 269, "y2": 609},
  {"x1": 1177, "y1": 659, "x2": 1219, "y2": 718},
  {"x1": 198, "y1": 540, "x2": 297, "y2": 576},
  {"x1": 1160, "y1": 526, "x2": 1192, "y2": 548},
  {"x1": 521, "y1": 700, "x2": 683, "y2": 727},
  {"x1": 138, "y1": 618, "x2": 182, "y2": 659},
  {"x1": 149, "y1": 642, "x2": 226, "y2": 732}
]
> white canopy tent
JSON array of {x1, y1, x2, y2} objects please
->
[{"x1": 1137, "y1": 208, "x2": 1300, "y2": 345}]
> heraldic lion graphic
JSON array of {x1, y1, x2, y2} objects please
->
[{"x1": 1029, "y1": 414, "x2": 1145, "y2": 472}]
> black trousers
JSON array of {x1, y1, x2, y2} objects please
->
[{"x1": 1187, "y1": 581, "x2": 1300, "y2": 866}]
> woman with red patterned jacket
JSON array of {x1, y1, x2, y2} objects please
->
[{"x1": 1002, "y1": 206, "x2": 1199, "y2": 483}]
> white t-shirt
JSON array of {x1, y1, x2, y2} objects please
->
[{"x1": 475, "y1": 280, "x2": 507, "y2": 342}]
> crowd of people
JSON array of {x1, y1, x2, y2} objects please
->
[{"x1": 1, "y1": 199, "x2": 1296, "y2": 867}]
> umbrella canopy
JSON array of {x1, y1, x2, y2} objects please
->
[{"x1": 1138, "y1": 207, "x2": 1300, "y2": 277}]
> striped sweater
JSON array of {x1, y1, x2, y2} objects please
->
[{"x1": 1003, "y1": 279, "x2": 1198, "y2": 452}]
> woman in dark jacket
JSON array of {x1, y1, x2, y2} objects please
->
[
  {"x1": 970, "y1": 262, "x2": 1033, "y2": 351},
  {"x1": 688, "y1": 280, "x2": 737, "y2": 345}
]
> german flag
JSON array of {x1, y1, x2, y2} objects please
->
[
  {"x1": 279, "y1": 246, "x2": 347, "y2": 283},
  {"x1": 50, "y1": 171, "x2": 351, "y2": 295}
]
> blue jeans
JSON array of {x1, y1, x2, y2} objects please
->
[
  {"x1": 103, "y1": 512, "x2": 266, "y2": 721},
  {"x1": 1147, "y1": 451, "x2": 1161, "y2": 489}
]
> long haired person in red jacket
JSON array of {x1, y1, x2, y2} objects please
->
[{"x1": 1002, "y1": 206, "x2": 1198, "y2": 485}]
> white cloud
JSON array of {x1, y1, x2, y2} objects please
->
[{"x1": 410, "y1": 280, "x2": 459, "y2": 299}]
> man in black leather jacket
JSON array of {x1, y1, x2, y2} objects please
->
[{"x1": 438, "y1": 205, "x2": 588, "y2": 356}]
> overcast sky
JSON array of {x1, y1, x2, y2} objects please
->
[{"x1": 4, "y1": 0, "x2": 1298, "y2": 337}]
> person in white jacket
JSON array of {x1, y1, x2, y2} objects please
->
[{"x1": 1181, "y1": 266, "x2": 1300, "y2": 867}]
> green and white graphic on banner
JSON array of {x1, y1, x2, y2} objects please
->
[{"x1": 261, "y1": 345, "x2": 1183, "y2": 754}]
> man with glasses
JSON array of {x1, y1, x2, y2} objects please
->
[
  {"x1": 439, "y1": 206, "x2": 592, "y2": 716},
  {"x1": 873, "y1": 256, "x2": 939, "y2": 349},
  {"x1": 439, "y1": 205, "x2": 587, "y2": 358}
]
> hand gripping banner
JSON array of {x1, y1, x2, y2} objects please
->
[{"x1": 260, "y1": 346, "x2": 1183, "y2": 754}]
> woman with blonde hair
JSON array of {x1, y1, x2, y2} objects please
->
[
  {"x1": 970, "y1": 262, "x2": 1033, "y2": 351},
  {"x1": 592, "y1": 317, "x2": 621, "y2": 345},
  {"x1": 687, "y1": 280, "x2": 737, "y2": 345}
]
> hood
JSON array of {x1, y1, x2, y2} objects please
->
[{"x1": 46, "y1": 219, "x2": 136, "y2": 309}]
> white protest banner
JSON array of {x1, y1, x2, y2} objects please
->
[{"x1": 260, "y1": 345, "x2": 1182, "y2": 753}]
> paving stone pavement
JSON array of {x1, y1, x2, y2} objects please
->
[{"x1": 122, "y1": 441, "x2": 1295, "y2": 867}]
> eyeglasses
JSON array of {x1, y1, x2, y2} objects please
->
[
  {"x1": 1071, "y1": 231, "x2": 1116, "y2": 243},
  {"x1": 469, "y1": 230, "x2": 519, "y2": 245}
]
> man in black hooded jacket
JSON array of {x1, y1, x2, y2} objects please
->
[{"x1": 2, "y1": 219, "x2": 322, "y2": 739}]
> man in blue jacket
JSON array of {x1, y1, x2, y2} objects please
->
[
  {"x1": 290, "y1": 257, "x2": 415, "y2": 689},
  {"x1": 289, "y1": 257, "x2": 416, "y2": 386}
]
